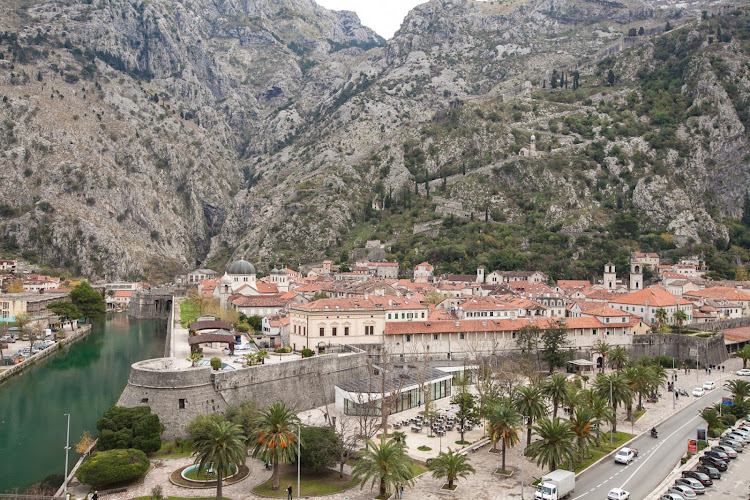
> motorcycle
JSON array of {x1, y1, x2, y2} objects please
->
[{"x1": 651, "y1": 429, "x2": 658, "y2": 438}]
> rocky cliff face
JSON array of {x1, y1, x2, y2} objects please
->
[{"x1": 0, "y1": 0, "x2": 748, "y2": 278}]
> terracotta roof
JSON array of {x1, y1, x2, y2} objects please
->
[
  {"x1": 384, "y1": 316, "x2": 623, "y2": 336},
  {"x1": 113, "y1": 290, "x2": 132, "y2": 298},
  {"x1": 723, "y1": 326, "x2": 750, "y2": 343},
  {"x1": 609, "y1": 286, "x2": 692, "y2": 307},
  {"x1": 662, "y1": 272, "x2": 688, "y2": 279},
  {"x1": 633, "y1": 252, "x2": 659, "y2": 258},
  {"x1": 231, "y1": 294, "x2": 293, "y2": 307},
  {"x1": 460, "y1": 297, "x2": 518, "y2": 311},
  {"x1": 578, "y1": 302, "x2": 627, "y2": 317},
  {"x1": 582, "y1": 288, "x2": 617, "y2": 300},
  {"x1": 256, "y1": 282, "x2": 279, "y2": 294},
  {"x1": 415, "y1": 262, "x2": 434, "y2": 270},
  {"x1": 557, "y1": 280, "x2": 592, "y2": 289},
  {"x1": 684, "y1": 287, "x2": 750, "y2": 301},
  {"x1": 444, "y1": 274, "x2": 477, "y2": 282},
  {"x1": 294, "y1": 296, "x2": 426, "y2": 312}
]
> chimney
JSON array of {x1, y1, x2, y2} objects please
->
[{"x1": 454, "y1": 321, "x2": 460, "y2": 327}]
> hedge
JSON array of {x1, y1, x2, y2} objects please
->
[{"x1": 76, "y1": 449, "x2": 149, "y2": 486}]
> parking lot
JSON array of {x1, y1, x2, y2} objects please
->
[{"x1": 703, "y1": 439, "x2": 750, "y2": 499}]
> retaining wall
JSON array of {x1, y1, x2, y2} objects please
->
[
  {"x1": 0, "y1": 324, "x2": 92, "y2": 386},
  {"x1": 630, "y1": 333, "x2": 728, "y2": 367},
  {"x1": 118, "y1": 352, "x2": 369, "y2": 439}
]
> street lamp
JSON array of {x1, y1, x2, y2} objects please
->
[
  {"x1": 672, "y1": 358, "x2": 676, "y2": 410},
  {"x1": 609, "y1": 377, "x2": 613, "y2": 446},
  {"x1": 63, "y1": 413, "x2": 71, "y2": 497},
  {"x1": 520, "y1": 415, "x2": 530, "y2": 500},
  {"x1": 293, "y1": 422, "x2": 301, "y2": 500}
]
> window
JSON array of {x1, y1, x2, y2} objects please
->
[
  {"x1": 387, "y1": 313, "x2": 391, "y2": 319},
  {"x1": 178, "y1": 399, "x2": 185, "y2": 409},
  {"x1": 592, "y1": 329, "x2": 597, "y2": 336},
  {"x1": 459, "y1": 333, "x2": 465, "y2": 340},
  {"x1": 512, "y1": 332, "x2": 516, "y2": 339},
  {"x1": 433, "y1": 334, "x2": 439, "y2": 340},
  {"x1": 332, "y1": 327, "x2": 337, "y2": 336},
  {"x1": 344, "y1": 327, "x2": 349, "y2": 336},
  {"x1": 606, "y1": 318, "x2": 610, "y2": 323},
  {"x1": 319, "y1": 327, "x2": 325, "y2": 337},
  {"x1": 406, "y1": 334, "x2": 411, "y2": 342},
  {"x1": 421, "y1": 312, "x2": 425, "y2": 318},
  {"x1": 141, "y1": 398, "x2": 149, "y2": 403}
]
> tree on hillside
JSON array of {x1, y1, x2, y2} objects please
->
[
  {"x1": 743, "y1": 192, "x2": 750, "y2": 227},
  {"x1": 192, "y1": 420, "x2": 246, "y2": 499},
  {"x1": 7, "y1": 279, "x2": 24, "y2": 293},
  {"x1": 70, "y1": 282, "x2": 105, "y2": 321},
  {"x1": 607, "y1": 69, "x2": 615, "y2": 86}
]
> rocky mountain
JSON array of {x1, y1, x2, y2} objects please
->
[{"x1": 0, "y1": 0, "x2": 748, "y2": 280}]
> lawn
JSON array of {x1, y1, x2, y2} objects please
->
[
  {"x1": 408, "y1": 459, "x2": 428, "y2": 478},
  {"x1": 570, "y1": 431, "x2": 634, "y2": 474},
  {"x1": 149, "y1": 440, "x2": 193, "y2": 459},
  {"x1": 179, "y1": 299, "x2": 199, "y2": 328},
  {"x1": 623, "y1": 409, "x2": 646, "y2": 423},
  {"x1": 251, "y1": 465, "x2": 357, "y2": 498}
]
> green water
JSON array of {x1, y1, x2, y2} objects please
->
[{"x1": 0, "y1": 313, "x2": 166, "y2": 492}]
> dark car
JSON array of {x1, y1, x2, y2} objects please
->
[
  {"x1": 696, "y1": 465, "x2": 721, "y2": 479},
  {"x1": 681, "y1": 470, "x2": 713, "y2": 486},
  {"x1": 704, "y1": 450, "x2": 730, "y2": 462},
  {"x1": 699, "y1": 456, "x2": 727, "y2": 471}
]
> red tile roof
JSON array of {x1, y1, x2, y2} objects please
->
[
  {"x1": 231, "y1": 294, "x2": 293, "y2": 307},
  {"x1": 113, "y1": 290, "x2": 132, "y2": 298},
  {"x1": 609, "y1": 286, "x2": 692, "y2": 307},
  {"x1": 384, "y1": 316, "x2": 624, "y2": 335},
  {"x1": 723, "y1": 326, "x2": 750, "y2": 343},
  {"x1": 684, "y1": 286, "x2": 750, "y2": 301}
]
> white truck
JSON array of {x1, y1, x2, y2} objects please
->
[{"x1": 535, "y1": 469, "x2": 575, "y2": 500}]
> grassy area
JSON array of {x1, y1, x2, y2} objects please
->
[
  {"x1": 179, "y1": 299, "x2": 199, "y2": 328},
  {"x1": 408, "y1": 459, "x2": 428, "y2": 478},
  {"x1": 149, "y1": 440, "x2": 193, "y2": 459},
  {"x1": 570, "y1": 431, "x2": 634, "y2": 474},
  {"x1": 624, "y1": 409, "x2": 646, "y2": 423},
  {"x1": 251, "y1": 465, "x2": 357, "y2": 498},
  {"x1": 131, "y1": 497, "x2": 231, "y2": 500}
]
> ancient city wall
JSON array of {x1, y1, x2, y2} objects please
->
[
  {"x1": 630, "y1": 333, "x2": 728, "y2": 367},
  {"x1": 118, "y1": 352, "x2": 369, "y2": 439},
  {"x1": 128, "y1": 291, "x2": 174, "y2": 319}
]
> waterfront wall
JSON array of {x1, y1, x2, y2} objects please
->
[
  {"x1": 118, "y1": 352, "x2": 369, "y2": 439},
  {"x1": 128, "y1": 291, "x2": 174, "y2": 319},
  {"x1": 0, "y1": 324, "x2": 93, "y2": 386}
]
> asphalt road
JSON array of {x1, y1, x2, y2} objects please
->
[{"x1": 571, "y1": 388, "x2": 724, "y2": 500}]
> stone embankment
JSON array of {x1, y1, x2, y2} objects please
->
[{"x1": 0, "y1": 323, "x2": 93, "y2": 385}]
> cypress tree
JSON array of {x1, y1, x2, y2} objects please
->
[{"x1": 743, "y1": 191, "x2": 750, "y2": 227}]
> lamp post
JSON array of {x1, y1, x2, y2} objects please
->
[
  {"x1": 294, "y1": 422, "x2": 301, "y2": 500},
  {"x1": 520, "y1": 415, "x2": 530, "y2": 500},
  {"x1": 672, "y1": 358, "x2": 676, "y2": 410},
  {"x1": 63, "y1": 413, "x2": 71, "y2": 497},
  {"x1": 609, "y1": 378, "x2": 613, "y2": 446}
]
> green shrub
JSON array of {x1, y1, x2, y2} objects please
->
[
  {"x1": 275, "y1": 346, "x2": 292, "y2": 353},
  {"x1": 697, "y1": 440, "x2": 708, "y2": 451},
  {"x1": 75, "y1": 448, "x2": 149, "y2": 486},
  {"x1": 708, "y1": 427, "x2": 724, "y2": 438},
  {"x1": 300, "y1": 348, "x2": 314, "y2": 358},
  {"x1": 720, "y1": 413, "x2": 737, "y2": 426},
  {"x1": 96, "y1": 406, "x2": 164, "y2": 454},
  {"x1": 210, "y1": 357, "x2": 222, "y2": 370}
]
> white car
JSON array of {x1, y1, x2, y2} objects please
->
[
  {"x1": 692, "y1": 387, "x2": 705, "y2": 397},
  {"x1": 737, "y1": 368, "x2": 750, "y2": 376},
  {"x1": 712, "y1": 445, "x2": 737, "y2": 458},
  {"x1": 608, "y1": 488, "x2": 630, "y2": 500},
  {"x1": 615, "y1": 447, "x2": 637, "y2": 464},
  {"x1": 702, "y1": 381, "x2": 715, "y2": 390}
]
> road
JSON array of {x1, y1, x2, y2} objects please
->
[{"x1": 572, "y1": 388, "x2": 724, "y2": 500}]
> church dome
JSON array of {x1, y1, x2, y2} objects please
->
[
  {"x1": 220, "y1": 272, "x2": 232, "y2": 285},
  {"x1": 228, "y1": 259, "x2": 256, "y2": 275},
  {"x1": 270, "y1": 268, "x2": 280, "y2": 275}
]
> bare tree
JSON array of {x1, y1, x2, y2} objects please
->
[{"x1": 377, "y1": 345, "x2": 406, "y2": 432}]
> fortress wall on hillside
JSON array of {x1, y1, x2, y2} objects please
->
[{"x1": 630, "y1": 333, "x2": 728, "y2": 367}]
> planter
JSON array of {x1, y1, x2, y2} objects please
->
[
  {"x1": 441, "y1": 484, "x2": 458, "y2": 493},
  {"x1": 495, "y1": 468, "x2": 514, "y2": 477}
]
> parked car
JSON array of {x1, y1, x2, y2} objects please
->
[
  {"x1": 696, "y1": 465, "x2": 721, "y2": 479},
  {"x1": 704, "y1": 450, "x2": 730, "y2": 462},
  {"x1": 699, "y1": 456, "x2": 727, "y2": 471},
  {"x1": 614, "y1": 447, "x2": 637, "y2": 464},
  {"x1": 725, "y1": 431, "x2": 750, "y2": 444},
  {"x1": 0, "y1": 334, "x2": 16, "y2": 343},
  {"x1": 737, "y1": 368, "x2": 750, "y2": 376},
  {"x1": 730, "y1": 428, "x2": 750, "y2": 439},
  {"x1": 607, "y1": 488, "x2": 630, "y2": 500},
  {"x1": 719, "y1": 438, "x2": 743, "y2": 451},
  {"x1": 702, "y1": 381, "x2": 715, "y2": 390},
  {"x1": 660, "y1": 495, "x2": 684, "y2": 500},
  {"x1": 681, "y1": 470, "x2": 712, "y2": 486},
  {"x1": 692, "y1": 387, "x2": 705, "y2": 397},
  {"x1": 674, "y1": 477, "x2": 706, "y2": 494},
  {"x1": 712, "y1": 445, "x2": 737, "y2": 458},
  {"x1": 667, "y1": 484, "x2": 697, "y2": 499}
]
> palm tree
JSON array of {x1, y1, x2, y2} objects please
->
[
  {"x1": 593, "y1": 341, "x2": 610, "y2": 373},
  {"x1": 654, "y1": 308, "x2": 668, "y2": 332},
  {"x1": 625, "y1": 366, "x2": 651, "y2": 412},
  {"x1": 245, "y1": 353, "x2": 257, "y2": 365},
  {"x1": 569, "y1": 407, "x2": 601, "y2": 461},
  {"x1": 391, "y1": 431, "x2": 408, "y2": 448},
  {"x1": 192, "y1": 420, "x2": 247, "y2": 499},
  {"x1": 352, "y1": 435, "x2": 413, "y2": 498},
  {"x1": 699, "y1": 408, "x2": 722, "y2": 431},
  {"x1": 594, "y1": 373, "x2": 633, "y2": 433},
  {"x1": 525, "y1": 417, "x2": 577, "y2": 472},
  {"x1": 608, "y1": 346, "x2": 630, "y2": 372},
  {"x1": 487, "y1": 404, "x2": 521, "y2": 471},
  {"x1": 513, "y1": 385, "x2": 548, "y2": 445},
  {"x1": 733, "y1": 345, "x2": 750, "y2": 369},
  {"x1": 586, "y1": 396, "x2": 615, "y2": 444},
  {"x1": 251, "y1": 403, "x2": 300, "y2": 490},
  {"x1": 725, "y1": 379, "x2": 750, "y2": 401},
  {"x1": 187, "y1": 352, "x2": 203, "y2": 367},
  {"x1": 428, "y1": 448, "x2": 476, "y2": 489},
  {"x1": 256, "y1": 348, "x2": 270, "y2": 364},
  {"x1": 542, "y1": 374, "x2": 569, "y2": 418},
  {"x1": 674, "y1": 310, "x2": 687, "y2": 333}
]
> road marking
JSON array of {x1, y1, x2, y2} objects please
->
[{"x1": 619, "y1": 414, "x2": 701, "y2": 490}]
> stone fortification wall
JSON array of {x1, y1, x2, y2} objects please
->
[
  {"x1": 118, "y1": 352, "x2": 369, "y2": 439},
  {"x1": 128, "y1": 291, "x2": 174, "y2": 319},
  {"x1": 691, "y1": 317, "x2": 750, "y2": 331},
  {"x1": 630, "y1": 333, "x2": 728, "y2": 367}
]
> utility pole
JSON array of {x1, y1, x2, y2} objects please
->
[
  {"x1": 63, "y1": 413, "x2": 71, "y2": 497},
  {"x1": 521, "y1": 415, "x2": 529, "y2": 500},
  {"x1": 672, "y1": 358, "x2": 676, "y2": 410},
  {"x1": 609, "y1": 378, "x2": 613, "y2": 446},
  {"x1": 296, "y1": 423, "x2": 301, "y2": 500}
]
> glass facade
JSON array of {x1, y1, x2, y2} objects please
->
[{"x1": 343, "y1": 378, "x2": 452, "y2": 416}]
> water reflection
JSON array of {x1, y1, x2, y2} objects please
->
[{"x1": 0, "y1": 314, "x2": 166, "y2": 492}]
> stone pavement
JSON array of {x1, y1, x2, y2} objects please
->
[{"x1": 78, "y1": 358, "x2": 745, "y2": 500}]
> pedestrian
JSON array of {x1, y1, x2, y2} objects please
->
[
  {"x1": 400, "y1": 483, "x2": 405, "y2": 498},
  {"x1": 675, "y1": 373, "x2": 677, "y2": 380},
  {"x1": 395, "y1": 482, "x2": 401, "y2": 498},
  {"x1": 92, "y1": 491, "x2": 98, "y2": 500},
  {"x1": 709, "y1": 368, "x2": 712, "y2": 375},
  {"x1": 287, "y1": 485, "x2": 292, "y2": 500},
  {"x1": 676, "y1": 391, "x2": 679, "y2": 400},
  {"x1": 722, "y1": 365, "x2": 725, "y2": 372}
]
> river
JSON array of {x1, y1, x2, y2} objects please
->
[{"x1": 0, "y1": 313, "x2": 166, "y2": 493}]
